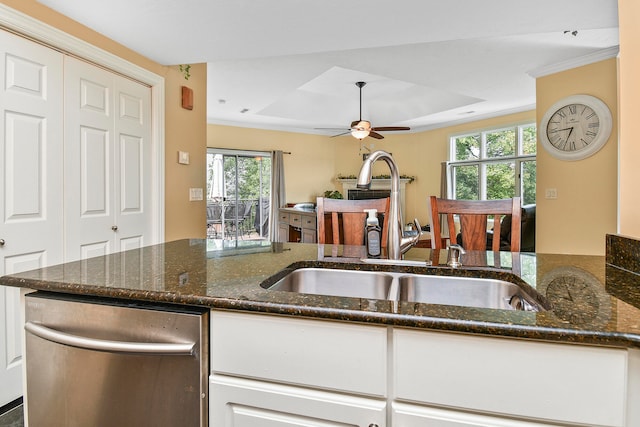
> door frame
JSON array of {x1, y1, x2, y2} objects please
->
[
  {"x1": 207, "y1": 148, "x2": 272, "y2": 241},
  {"x1": 0, "y1": 4, "x2": 165, "y2": 244}
]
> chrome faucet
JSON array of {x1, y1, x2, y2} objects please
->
[{"x1": 357, "y1": 150, "x2": 421, "y2": 260}]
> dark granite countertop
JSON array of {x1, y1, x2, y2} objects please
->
[{"x1": 2, "y1": 237, "x2": 640, "y2": 349}]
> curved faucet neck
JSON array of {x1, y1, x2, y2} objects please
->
[
  {"x1": 357, "y1": 151, "x2": 399, "y2": 194},
  {"x1": 357, "y1": 150, "x2": 403, "y2": 260}
]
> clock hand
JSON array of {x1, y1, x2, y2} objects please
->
[
  {"x1": 553, "y1": 127, "x2": 574, "y2": 143},
  {"x1": 566, "y1": 287, "x2": 574, "y2": 301}
]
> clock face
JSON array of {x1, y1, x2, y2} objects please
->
[
  {"x1": 540, "y1": 95, "x2": 612, "y2": 161},
  {"x1": 545, "y1": 103, "x2": 600, "y2": 153},
  {"x1": 546, "y1": 274, "x2": 600, "y2": 326},
  {"x1": 539, "y1": 266, "x2": 611, "y2": 328}
]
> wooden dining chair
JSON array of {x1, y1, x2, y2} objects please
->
[
  {"x1": 316, "y1": 197, "x2": 390, "y2": 247},
  {"x1": 428, "y1": 196, "x2": 522, "y2": 252}
]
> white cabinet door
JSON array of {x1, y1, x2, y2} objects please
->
[
  {"x1": 64, "y1": 56, "x2": 152, "y2": 261},
  {"x1": 0, "y1": 29, "x2": 64, "y2": 406},
  {"x1": 211, "y1": 374, "x2": 386, "y2": 427}
]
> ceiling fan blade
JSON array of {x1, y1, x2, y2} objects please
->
[
  {"x1": 368, "y1": 131, "x2": 384, "y2": 140},
  {"x1": 330, "y1": 131, "x2": 352, "y2": 138},
  {"x1": 370, "y1": 126, "x2": 411, "y2": 132}
]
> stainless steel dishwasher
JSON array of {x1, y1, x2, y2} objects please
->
[{"x1": 24, "y1": 291, "x2": 209, "y2": 427}]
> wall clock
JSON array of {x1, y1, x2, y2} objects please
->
[{"x1": 539, "y1": 94, "x2": 612, "y2": 161}]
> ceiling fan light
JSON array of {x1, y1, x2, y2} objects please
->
[
  {"x1": 355, "y1": 120, "x2": 371, "y2": 130},
  {"x1": 351, "y1": 128, "x2": 370, "y2": 140},
  {"x1": 350, "y1": 120, "x2": 371, "y2": 139}
]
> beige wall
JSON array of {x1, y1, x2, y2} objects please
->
[
  {"x1": 1, "y1": 0, "x2": 208, "y2": 241},
  {"x1": 618, "y1": 0, "x2": 640, "y2": 239},
  {"x1": 536, "y1": 59, "x2": 618, "y2": 255},
  {"x1": 165, "y1": 64, "x2": 208, "y2": 241}
]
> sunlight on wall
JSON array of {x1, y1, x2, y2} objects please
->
[{"x1": 536, "y1": 59, "x2": 618, "y2": 255}]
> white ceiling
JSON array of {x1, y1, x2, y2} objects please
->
[{"x1": 37, "y1": 0, "x2": 619, "y2": 136}]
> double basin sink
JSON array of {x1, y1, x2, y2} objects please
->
[{"x1": 263, "y1": 267, "x2": 545, "y2": 312}]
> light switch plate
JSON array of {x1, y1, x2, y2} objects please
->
[
  {"x1": 189, "y1": 187, "x2": 203, "y2": 201},
  {"x1": 178, "y1": 151, "x2": 190, "y2": 165}
]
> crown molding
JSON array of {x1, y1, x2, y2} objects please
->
[{"x1": 527, "y1": 46, "x2": 620, "y2": 79}]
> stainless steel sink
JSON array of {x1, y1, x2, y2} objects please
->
[
  {"x1": 264, "y1": 267, "x2": 544, "y2": 311},
  {"x1": 267, "y1": 268, "x2": 394, "y2": 300},
  {"x1": 397, "y1": 275, "x2": 538, "y2": 311}
]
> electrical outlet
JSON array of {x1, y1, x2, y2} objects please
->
[{"x1": 545, "y1": 188, "x2": 558, "y2": 199}]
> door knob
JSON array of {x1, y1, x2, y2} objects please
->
[
  {"x1": 111, "y1": 225, "x2": 118, "y2": 231},
  {"x1": 0, "y1": 239, "x2": 4, "y2": 246}
]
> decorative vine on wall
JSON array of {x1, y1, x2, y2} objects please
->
[{"x1": 179, "y1": 64, "x2": 191, "y2": 80}]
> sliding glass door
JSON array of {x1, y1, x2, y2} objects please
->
[{"x1": 206, "y1": 149, "x2": 271, "y2": 241}]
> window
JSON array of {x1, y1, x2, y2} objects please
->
[
  {"x1": 449, "y1": 123, "x2": 536, "y2": 205},
  {"x1": 206, "y1": 149, "x2": 271, "y2": 241}
]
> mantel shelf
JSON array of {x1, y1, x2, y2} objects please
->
[
  {"x1": 336, "y1": 178, "x2": 409, "y2": 219},
  {"x1": 336, "y1": 178, "x2": 413, "y2": 184}
]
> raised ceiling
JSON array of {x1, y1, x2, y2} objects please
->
[{"x1": 37, "y1": 0, "x2": 619, "y2": 135}]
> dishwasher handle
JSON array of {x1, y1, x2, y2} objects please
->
[{"x1": 25, "y1": 321, "x2": 196, "y2": 356}]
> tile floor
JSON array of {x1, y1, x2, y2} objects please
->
[{"x1": 0, "y1": 404, "x2": 23, "y2": 427}]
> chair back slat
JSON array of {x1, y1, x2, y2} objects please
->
[
  {"x1": 429, "y1": 196, "x2": 521, "y2": 252},
  {"x1": 317, "y1": 197, "x2": 390, "y2": 248}
]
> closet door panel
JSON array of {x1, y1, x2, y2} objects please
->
[
  {"x1": 64, "y1": 57, "x2": 115, "y2": 261},
  {"x1": 4, "y1": 112, "x2": 44, "y2": 219},
  {"x1": 5, "y1": 54, "x2": 47, "y2": 100},
  {"x1": 114, "y1": 76, "x2": 152, "y2": 252},
  {"x1": 80, "y1": 126, "x2": 110, "y2": 216},
  {"x1": 0, "y1": 29, "x2": 63, "y2": 407},
  {"x1": 65, "y1": 56, "x2": 152, "y2": 260},
  {"x1": 120, "y1": 134, "x2": 142, "y2": 212}
]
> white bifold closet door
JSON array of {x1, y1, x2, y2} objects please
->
[
  {"x1": 64, "y1": 56, "x2": 152, "y2": 262},
  {"x1": 0, "y1": 29, "x2": 64, "y2": 406}
]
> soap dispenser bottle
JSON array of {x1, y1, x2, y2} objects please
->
[{"x1": 364, "y1": 209, "x2": 381, "y2": 258}]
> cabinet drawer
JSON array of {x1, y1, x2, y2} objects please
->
[
  {"x1": 301, "y1": 214, "x2": 316, "y2": 229},
  {"x1": 278, "y1": 211, "x2": 289, "y2": 223},
  {"x1": 211, "y1": 311, "x2": 387, "y2": 397},
  {"x1": 211, "y1": 374, "x2": 386, "y2": 427},
  {"x1": 394, "y1": 329, "x2": 627, "y2": 427},
  {"x1": 289, "y1": 213, "x2": 302, "y2": 227}
]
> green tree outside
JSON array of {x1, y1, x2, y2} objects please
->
[{"x1": 452, "y1": 125, "x2": 536, "y2": 204}]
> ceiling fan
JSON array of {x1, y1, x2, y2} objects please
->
[{"x1": 318, "y1": 81, "x2": 410, "y2": 140}]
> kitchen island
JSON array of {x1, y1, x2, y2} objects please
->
[{"x1": 3, "y1": 236, "x2": 640, "y2": 426}]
